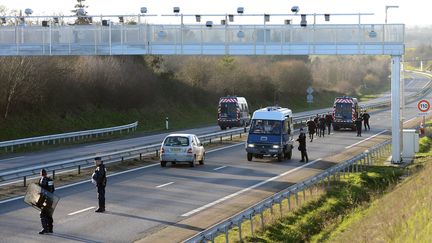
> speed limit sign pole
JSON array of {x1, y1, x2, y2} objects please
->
[{"x1": 418, "y1": 99, "x2": 430, "y2": 126}]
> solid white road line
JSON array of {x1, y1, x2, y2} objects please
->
[
  {"x1": 213, "y1": 166, "x2": 227, "y2": 171},
  {"x1": 181, "y1": 158, "x2": 322, "y2": 217},
  {"x1": 156, "y1": 182, "x2": 174, "y2": 188},
  {"x1": 404, "y1": 117, "x2": 417, "y2": 124},
  {"x1": 345, "y1": 130, "x2": 388, "y2": 149},
  {"x1": 67, "y1": 206, "x2": 95, "y2": 216},
  {"x1": 0, "y1": 156, "x2": 24, "y2": 162}
]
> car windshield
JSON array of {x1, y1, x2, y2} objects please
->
[
  {"x1": 164, "y1": 136, "x2": 189, "y2": 146},
  {"x1": 250, "y1": 119, "x2": 282, "y2": 135}
]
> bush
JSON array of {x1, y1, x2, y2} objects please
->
[{"x1": 419, "y1": 136, "x2": 432, "y2": 153}]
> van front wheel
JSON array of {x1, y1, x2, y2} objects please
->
[{"x1": 247, "y1": 153, "x2": 253, "y2": 161}]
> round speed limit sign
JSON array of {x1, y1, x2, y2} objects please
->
[{"x1": 418, "y1": 99, "x2": 430, "y2": 113}]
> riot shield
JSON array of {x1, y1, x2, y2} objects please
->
[{"x1": 24, "y1": 183, "x2": 60, "y2": 216}]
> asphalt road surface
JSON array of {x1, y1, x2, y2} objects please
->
[
  {"x1": 0, "y1": 72, "x2": 430, "y2": 242},
  {"x1": 0, "y1": 72, "x2": 428, "y2": 173}
]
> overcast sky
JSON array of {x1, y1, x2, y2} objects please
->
[{"x1": 1, "y1": 0, "x2": 430, "y2": 26}]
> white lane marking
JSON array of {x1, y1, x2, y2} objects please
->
[
  {"x1": 0, "y1": 163, "x2": 159, "y2": 205},
  {"x1": 213, "y1": 166, "x2": 227, "y2": 171},
  {"x1": 404, "y1": 117, "x2": 417, "y2": 124},
  {"x1": 84, "y1": 144, "x2": 103, "y2": 148},
  {"x1": 406, "y1": 79, "x2": 415, "y2": 87},
  {"x1": 68, "y1": 206, "x2": 95, "y2": 216},
  {"x1": 0, "y1": 144, "x2": 245, "y2": 204},
  {"x1": 156, "y1": 182, "x2": 174, "y2": 188},
  {"x1": 0, "y1": 195, "x2": 24, "y2": 204},
  {"x1": 181, "y1": 158, "x2": 322, "y2": 217},
  {"x1": 0, "y1": 156, "x2": 24, "y2": 162},
  {"x1": 345, "y1": 130, "x2": 388, "y2": 149},
  {"x1": 207, "y1": 143, "x2": 244, "y2": 153}
]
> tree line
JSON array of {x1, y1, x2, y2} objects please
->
[{"x1": 0, "y1": 55, "x2": 390, "y2": 121}]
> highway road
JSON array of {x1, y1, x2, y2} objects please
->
[
  {"x1": 0, "y1": 72, "x2": 430, "y2": 243},
  {"x1": 0, "y1": 72, "x2": 429, "y2": 173}
]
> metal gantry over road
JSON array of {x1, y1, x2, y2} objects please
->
[{"x1": 0, "y1": 12, "x2": 405, "y2": 162}]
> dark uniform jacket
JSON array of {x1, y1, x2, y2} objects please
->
[
  {"x1": 39, "y1": 177, "x2": 55, "y2": 193},
  {"x1": 325, "y1": 114, "x2": 333, "y2": 125},
  {"x1": 355, "y1": 117, "x2": 363, "y2": 127},
  {"x1": 297, "y1": 133, "x2": 307, "y2": 151},
  {"x1": 362, "y1": 113, "x2": 370, "y2": 121},
  {"x1": 319, "y1": 117, "x2": 326, "y2": 128},
  {"x1": 38, "y1": 176, "x2": 55, "y2": 210},
  {"x1": 307, "y1": 120, "x2": 316, "y2": 133},
  {"x1": 93, "y1": 164, "x2": 107, "y2": 187}
]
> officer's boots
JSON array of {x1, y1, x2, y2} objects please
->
[{"x1": 39, "y1": 218, "x2": 49, "y2": 234}]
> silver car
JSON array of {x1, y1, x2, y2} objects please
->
[{"x1": 160, "y1": 134, "x2": 205, "y2": 167}]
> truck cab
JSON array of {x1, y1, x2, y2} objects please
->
[{"x1": 246, "y1": 107, "x2": 294, "y2": 162}]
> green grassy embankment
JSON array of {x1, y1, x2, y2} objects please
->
[
  {"x1": 233, "y1": 136, "x2": 432, "y2": 243},
  {"x1": 0, "y1": 91, "x2": 341, "y2": 142},
  {"x1": 244, "y1": 162, "x2": 404, "y2": 243},
  {"x1": 327, "y1": 137, "x2": 432, "y2": 242}
]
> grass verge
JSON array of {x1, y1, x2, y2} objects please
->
[
  {"x1": 327, "y1": 138, "x2": 432, "y2": 243},
  {"x1": 242, "y1": 164, "x2": 404, "y2": 243},
  {"x1": 218, "y1": 137, "x2": 432, "y2": 243}
]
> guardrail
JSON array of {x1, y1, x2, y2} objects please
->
[
  {"x1": 0, "y1": 100, "x2": 393, "y2": 186},
  {"x1": 0, "y1": 127, "x2": 248, "y2": 185},
  {"x1": 185, "y1": 139, "x2": 392, "y2": 243},
  {"x1": 0, "y1": 121, "x2": 138, "y2": 152},
  {"x1": 1, "y1": 71, "x2": 431, "y2": 186}
]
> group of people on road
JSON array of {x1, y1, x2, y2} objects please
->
[
  {"x1": 306, "y1": 113, "x2": 334, "y2": 142},
  {"x1": 36, "y1": 157, "x2": 107, "y2": 234},
  {"x1": 297, "y1": 110, "x2": 371, "y2": 163},
  {"x1": 297, "y1": 113, "x2": 334, "y2": 163},
  {"x1": 355, "y1": 111, "x2": 371, "y2": 137}
]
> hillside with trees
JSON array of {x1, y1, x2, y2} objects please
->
[{"x1": 0, "y1": 55, "x2": 390, "y2": 140}]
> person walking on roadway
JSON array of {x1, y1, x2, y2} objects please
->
[
  {"x1": 319, "y1": 115, "x2": 326, "y2": 137},
  {"x1": 325, "y1": 112, "x2": 333, "y2": 135},
  {"x1": 314, "y1": 114, "x2": 319, "y2": 135},
  {"x1": 306, "y1": 118, "x2": 316, "y2": 142},
  {"x1": 92, "y1": 157, "x2": 107, "y2": 213},
  {"x1": 38, "y1": 169, "x2": 55, "y2": 234},
  {"x1": 355, "y1": 116, "x2": 363, "y2": 137},
  {"x1": 297, "y1": 128, "x2": 309, "y2": 163},
  {"x1": 362, "y1": 111, "x2": 370, "y2": 131}
]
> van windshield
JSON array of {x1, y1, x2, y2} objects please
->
[
  {"x1": 164, "y1": 136, "x2": 189, "y2": 146},
  {"x1": 219, "y1": 102, "x2": 238, "y2": 118},
  {"x1": 334, "y1": 103, "x2": 352, "y2": 120},
  {"x1": 250, "y1": 119, "x2": 282, "y2": 135}
]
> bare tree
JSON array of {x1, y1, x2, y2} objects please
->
[{"x1": 0, "y1": 57, "x2": 37, "y2": 119}]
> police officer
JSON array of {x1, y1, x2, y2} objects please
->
[
  {"x1": 296, "y1": 128, "x2": 309, "y2": 162},
  {"x1": 362, "y1": 111, "x2": 370, "y2": 131},
  {"x1": 92, "y1": 157, "x2": 107, "y2": 213},
  {"x1": 306, "y1": 117, "x2": 316, "y2": 142},
  {"x1": 325, "y1": 112, "x2": 333, "y2": 135},
  {"x1": 355, "y1": 116, "x2": 363, "y2": 137},
  {"x1": 38, "y1": 169, "x2": 54, "y2": 234},
  {"x1": 319, "y1": 115, "x2": 326, "y2": 137}
]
